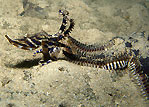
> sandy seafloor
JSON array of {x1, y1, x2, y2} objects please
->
[{"x1": 0, "y1": 0, "x2": 149, "y2": 107}]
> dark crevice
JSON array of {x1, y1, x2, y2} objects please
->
[{"x1": 139, "y1": 57, "x2": 149, "y2": 75}]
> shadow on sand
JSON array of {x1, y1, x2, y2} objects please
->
[{"x1": 5, "y1": 58, "x2": 41, "y2": 68}]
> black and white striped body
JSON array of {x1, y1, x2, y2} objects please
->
[
  {"x1": 5, "y1": 9, "x2": 70, "y2": 50},
  {"x1": 63, "y1": 50, "x2": 129, "y2": 70},
  {"x1": 67, "y1": 36, "x2": 124, "y2": 59},
  {"x1": 5, "y1": 10, "x2": 74, "y2": 64},
  {"x1": 5, "y1": 10, "x2": 148, "y2": 100},
  {"x1": 63, "y1": 50, "x2": 148, "y2": 100},
  {"x1": 101, "y1": 60, "x2": 128, "y2": 70},
  {"x1": 127, "y1": 57, "x2": 149, "y2": 100}
]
